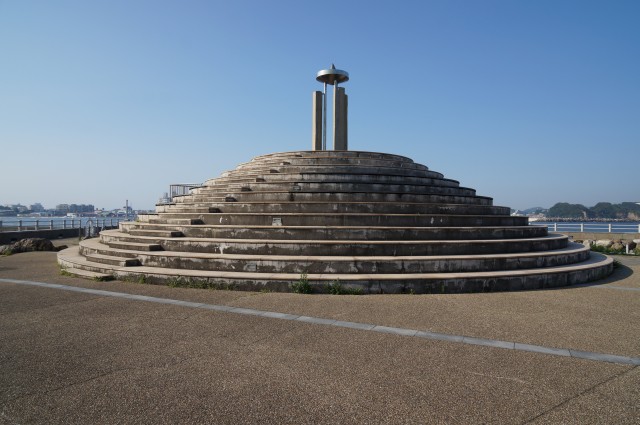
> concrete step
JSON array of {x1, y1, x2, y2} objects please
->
[
  {"x1": 173, "y1": 191, "x2": 493, "y2": 206},
  {"x1": 61, "y1": 150, "x2": 615, "y2": 294},
  {"x1": 186, "y1": 181, "x2": 478, "y2": 197},
  {"x1": 197, "y1": 173, "x2": 461, "y2": 188},
  {"x1": 57, "y1": 247, "x2": 139, "y2": 279},
  {"x1": 203, "y1": 165, "x2": 443, "y2": 182},
  {"x1": 148, "y1": 218, "x2": 204, "y2": 225},
  {"x1": 150, "y1": 212, "x2": 528, "y2": 227},
  {"x1": 128, "y1": 229, "x2": 184, "y2": 237},
  {"x1": 62, "y1": 266, "x2": 114, "y2": 281},
  {"x1": 85, "y1": 253, "x2": 141, "y2": 267},
  {"x1": 156, "y1": 201, "x2": 510, "y2": 216},
  {"x1": 134, "y1": 214, "x2": 159, "y2": 223},
  {"x1": 105, "y1": 240, "x2": 163, "y2": 251},
  {"x1": 234, "y1": 156, "x2": 429, "y2": 171},
  {"x1": 57, "y1": 246, "x2": 614, "y2": 294},
  {"x1": 79, "y1": 242, "x2": 589, "y2": 274},
  {"x1": 113, "y1": 224, "x2": 547, "y2": 241},
  {"x1": 155, "y1": 205, "x2": 222, "y2": 213},
  {"x1": 99, "y1": 230, "x2": 567, "y2": 256},
  {"x1": 250, "y1": 150, "x2": 415, "y2": 161}
]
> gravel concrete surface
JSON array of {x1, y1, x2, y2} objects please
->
[{"x1": 1, "y1": 243, "x2": 639, "y2": 424}]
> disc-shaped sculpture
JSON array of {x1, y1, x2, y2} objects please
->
[{"x1": 316, "y1": 66, "x2": 349, "y2": 85}]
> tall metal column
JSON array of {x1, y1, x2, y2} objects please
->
[
  {"x1": 334, "y1": 86, "x2": 348, "y2": 150},
  {"x1": 315, "y1": 64, "x2": 349, "y2": 151},
  {"x1": 323, "y1": 82, "x2": 327, "y2": 150},
  {"x1": 311, "y1": 91, "x2": 323, "y2": 151}
]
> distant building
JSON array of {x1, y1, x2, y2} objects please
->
[
  {"x1": 55, "y1": 203, "x2": 95, "y2": 215},
  {"x1": 158, "y1": 192, "x2": 172, "y2": 204}
]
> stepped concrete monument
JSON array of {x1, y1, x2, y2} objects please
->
[{"x1": 58, "y1": 66, "x2": 613, "y2": 293}]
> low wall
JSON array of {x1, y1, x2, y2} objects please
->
[
  {"x1": 0, "y1": 226, "x2": 119, "y2": 244},
  {"x1": 554, "y1": 232, "x2": 640, "y2": 241},
  {"x1": 0, "y1": 229, "x2": 80, "y2": 244}
]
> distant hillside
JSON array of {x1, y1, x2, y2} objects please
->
[
  {"x1": 547, "y1": 202, "x2": 640, "y2": 220},
  {"x1": 522, "y1": 207, "x2": 547, "y2": 215}
]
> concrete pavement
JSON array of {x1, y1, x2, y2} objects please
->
[{"x1": 1, "y1": 244, "x2": 639, "y2": 424}]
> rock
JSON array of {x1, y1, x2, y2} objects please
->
[
  {"x1": 581, "y1": 240, "x2": 592, "y2": 248},
  {"x1": 6, "y1": 238, "x2": 56, "y2": 254},
  {"x1": 621, "y1": 240, "x2": 637, "y2": 251},
  {"x1": 595, "y1": 240, "x2": 613, "y2": 248},
  {"x1": 611, "y1": 242, "x2": 624, "y2": 251},
  {"x1": 0, "y1": 244, "x2": 13, "y2": 255}
]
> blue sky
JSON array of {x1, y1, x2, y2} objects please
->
[{"x1": 1, "y1": 0, "x2": 638, "y2": 211}]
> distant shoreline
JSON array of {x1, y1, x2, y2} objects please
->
[{"x1": 533, "y1": 218, "x2": 640, "y2": 223}]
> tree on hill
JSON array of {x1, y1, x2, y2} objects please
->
[
  {"x1": 591, "y1": 202, "x2": 618, "y2": 219},
  {"x1": 548, "y1": 202, "x2": 640, "y2": 220},
  {"x1": 618, "y1": 202, "x2": 640, "y2": 220},
  {"x1": 548, "y1": 203, "x2": 590, "y2": 218}
]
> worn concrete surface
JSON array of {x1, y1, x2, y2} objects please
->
[{"x1": 1, "y1": 244, "x2": 638, "y2": 424}]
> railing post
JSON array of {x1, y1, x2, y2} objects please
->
[
  {"x1": 18, "y1": 220, "x2": 22, "y2": 231},
  {"x1": 63, "y1": 220, "x2": 67, "y2": 229},
  {"x1": 608, "y1": 223, "x2": 612, "y2": 233},
  {"x1": 50, "y1": 220, "x2": 53, "y2": 230},
  {"x1": 553, "y1": 223, "x2": 557, "y2": 232},
  {"x1": 35, "y1": 219, "x2": 39, "y2": 230}
]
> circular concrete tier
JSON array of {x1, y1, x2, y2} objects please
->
[{"x1": 58, "y1": 150, "x2": 613, "y2": 293}]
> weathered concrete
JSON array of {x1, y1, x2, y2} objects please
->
[
  {"x1": 333, "y1": 86, "x2": 347, "y2": 150},
  {"x1": 110, "y1": 225, "x2": 549, "y2": 241},
  {"x1": 0, "y1": 228, "x2": 80, "y2": 244},
  {"x1": 311, "y1": 91, "x2": 323, "y2": 150},
  {"x1": 565, "y1": 232, "x2": 640, "y2": 241},
  {"x1": 58, "y1": 150, "x2": 614, "y2": 292}
]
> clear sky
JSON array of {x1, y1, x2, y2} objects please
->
[{"x1": 1, "y1": 0, "x2": 638, "y2": 211}]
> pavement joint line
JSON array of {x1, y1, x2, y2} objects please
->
[
  {"x1": 2, "y1": 277, "x2": 640, "y2": 366},
  {"x1": 462, "y1": 337, "x2": 515, "y2": 350},
  {"x1": 573, "y1": 283, "x2": 640, "y2": 292}
]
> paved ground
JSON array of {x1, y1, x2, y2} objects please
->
[{"x1": 0, "y1": 239, "x2": 638, "y2": 424}]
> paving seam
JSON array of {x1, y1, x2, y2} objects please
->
[
  {"x1": 2, "y1": 278, "x2": 639, "y2": 366},
  {"x1": 572, "y1": 283, "x2": 640, "y2": 292},
  {"x1": 520, "y1": 366, "x2": 639, "y2": 424}
]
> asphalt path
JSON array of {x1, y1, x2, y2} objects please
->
[{"x1": 1, "y1": 244, "x2": 639, "y2": 424}]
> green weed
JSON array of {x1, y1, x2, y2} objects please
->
[
  {"x1": 326, "y1": 279, "x2": 363, "y2": 295},
  {"x1": 291, "y1": 272, "x2": 312, "y2": 294},
  {"x1": 166, "y1": 276, "x2": 235, "y2": 290}
]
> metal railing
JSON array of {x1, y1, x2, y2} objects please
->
[
  {"x1": 535, "y1": 222, "x2": 640, "y2": 234},
  {"x1": 170, "y1": 184, "x2": 201, "y2": 197},
  {"x1": 0, "y1": 217, "x2": 127, "y2": 232}
]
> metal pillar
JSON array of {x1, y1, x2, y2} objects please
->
[
  {"x1": 315, "y1": 64, "x2": 349, "y2": 150},
  {"x1": 323, "y1": 82, "x2": 327, "y2": 150},
  {"x1": 334, "y1": 86, "x2": 348, "y2": 150},
  {"x1": 312, "y1": 91, "x2": 323, "y2": 150}
]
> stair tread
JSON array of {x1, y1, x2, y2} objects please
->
[
  {"x1": 62, "y1": 267, "x2": 113, "y2": 281},
  {"x1": 101, "y1": 229, "x2": 560, "y2": 245},
  {"x1": 83, "y1": 237, "x2": 585, "y2": 261},
  {"x1": 107, "y1": 241, "x2": 162, "y2": 248},
  {"x1": 59, "y1": 247, "x2": 612, "y2": 281}
]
